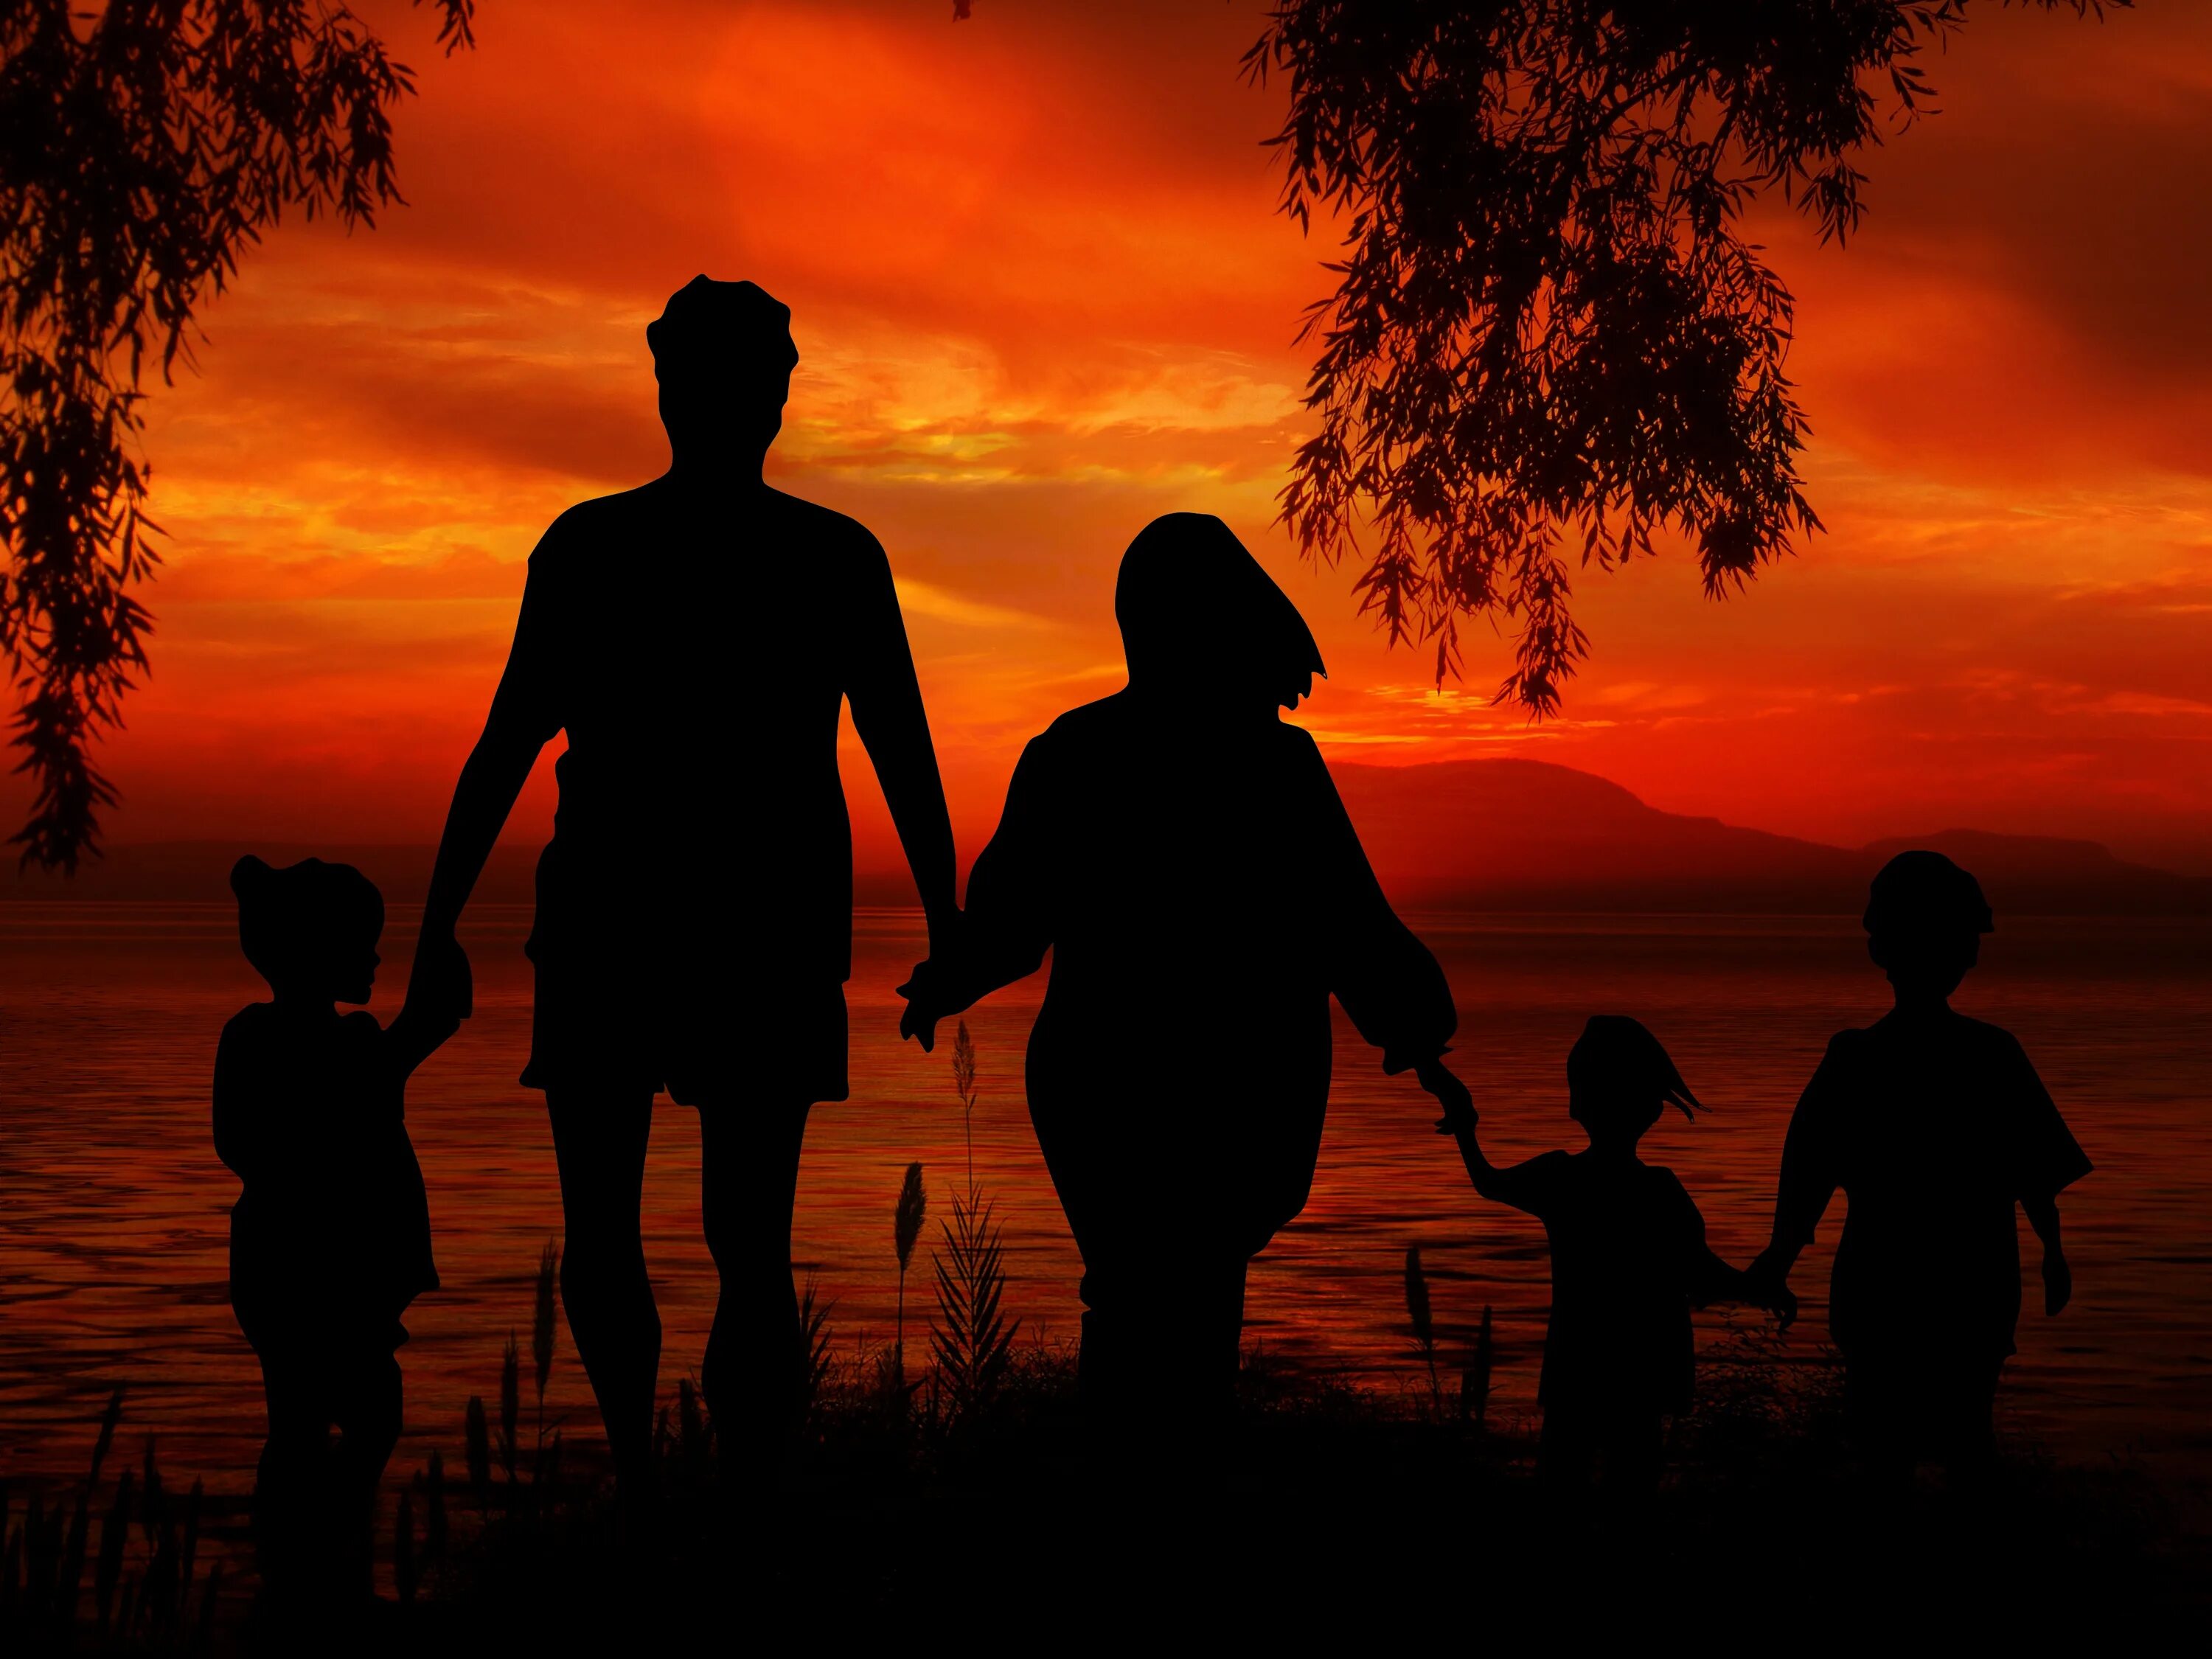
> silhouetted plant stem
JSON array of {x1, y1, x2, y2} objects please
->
[
  {"x1": 894, "y1": 1160, "x2": 927, "y2": 1389},
  {"x1": 1462, "y1": 1305, "x2": 1495, "y2": 1431},
  {"x1": 1405, "y1": 1245, "x2": 1441, "y2": 1414},
  {"x1": 534, "y1": 1238, "x2": 561, "y2": 1460},
  {"x1": 499, "y1": 1333, "x2": 521, "y2": 1487},
  {"x1": 931, "y1": 1026, "x2": 1017, "y2": 1422}
]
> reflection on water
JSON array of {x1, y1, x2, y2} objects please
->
[{"x1": 3, "y1": 903, "x2": 2208, "y2": 1506}]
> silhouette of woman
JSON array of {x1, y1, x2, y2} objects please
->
[
  {"x1": 902, "y1": 514, "x2": 1456, "y2": 1430},
  {"x1": 409, "y1": 277, "x2": 960, "y2": 1497}
]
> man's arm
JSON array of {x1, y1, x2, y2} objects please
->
[
  {"x1": 410, "y1": 547, "x2": 563, "y2": 1017},
  {"x1": 845, "y1": 529, "x2": 958, "y2": 936},
  {"x1": 2023, "y1": 1192, "x2": 2072, "y2": 1315}
]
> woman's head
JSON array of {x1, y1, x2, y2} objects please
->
[
  {"x1": 232, "y1": 855, "x2": 384, "y2": 1004},
  {"x1": 1863, "y1": 850, "x2": 1992, "y2": 1003},
  {"x1": 648, "y1": 275, "x2": 799, "y2": 468},
  {"x1": 1114, "y1": 514, "x2": 1326, "y2": 712},
  {"x1": 1566, "y1": 1015, "x2": 1703, "y2": 1144}
]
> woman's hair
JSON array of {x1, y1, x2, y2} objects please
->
[
  {"x1": 1566, "y1": 1015, "x2": 1704, "y2": 1130},
  {"x1": 1114, "y1": 513, "x2": 1326, "y2": 710},
  {"x1": 231, "y1": 855, "x2": 383, "y2": 989}
]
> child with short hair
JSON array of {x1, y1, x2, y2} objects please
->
[
  {"x1": 1749, "y1": 852, "x2": 2090, "y2": 1470},
  {"x1": 213, "y1": 855, "x2": 457, "y2": 1605},
  {"x1": 1422, "y1": 1018, "x2": 1791, "y2": 1489}
]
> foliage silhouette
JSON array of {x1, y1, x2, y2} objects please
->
[
  {"x1": 1243, "y1": 0, "x2": 2128, "y2": 713},
  {"x1": 0, "y1": 0, "x2": 476, "y2": 869},
  {"x1": 929, "y1": 1023, "x2": 1018, "y2": 1421}
]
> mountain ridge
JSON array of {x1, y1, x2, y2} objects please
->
[{"x1": 8, "y1": 759, "x2": 2207, "y2": 917}]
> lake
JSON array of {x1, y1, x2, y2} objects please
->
[{"x1": 4, "y1": 904, "x2": 2208, "y2": 1514}]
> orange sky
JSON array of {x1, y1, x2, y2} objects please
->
[{"x1": 10, "y1": 0, "x2": 2212, "y2": 874}]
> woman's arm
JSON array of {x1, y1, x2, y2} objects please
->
[
  {"x1": 1306, "y1": 737, "x2": 1456, "y2": 1074},
  {"x1": 898, "y1": 737, "x2": 1054, "y2": 1048}
]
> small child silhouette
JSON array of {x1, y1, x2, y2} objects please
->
[
  {"x1": 1423, "y1": 1019, "x2": 1792, "y2": 1490},
  {"x1": 212, "y1": 856, "x2": 456, "y2": 1606},
  {"x1": 1750, "y1": 851, "x2": 2090, "y2": 1472}
]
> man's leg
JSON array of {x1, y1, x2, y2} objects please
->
[
  {"x1": 697, "y1": 1098, "x2": 813, "y2": 1471},
  {"x1": 546, "y1": 1088, "x2": 661, "y2": 1498}
]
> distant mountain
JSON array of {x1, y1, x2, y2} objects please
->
[
  {"x1": 1330, "y1": 759, "x2": 2212, "y2": 917},
  {"x1": 10, "y1": 759, "x2": 2208, "y2": 917}
]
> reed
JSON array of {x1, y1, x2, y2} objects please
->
[
  {"x1": 0, "y1": 1397, "x2": 222, "y2": 1654},
  {"x1": 533, "y1": 1239, "x2": 561, "y2": 1448},
  {"x1": 1461, "y1": 1305, "x2": 1495, "y2": 1430},
  {"x1": 1404, "y1": 1245, "x2": 1441, "y2": 1414},
  {"x1": 499, "y1": 1332, "x2": 521, "y2": 1484},
  {"x1": 799, "y1": 1279, "x2": 836, "y2": 1425},
  {"x1": 395, "y1": 1487, "x2": 418, "y2": 1604},
  {"x1": 893, "y1": 1160, "x2": 927, "y2": 1390},
  {"x1": 465, "y1": 1394, "x2": 493, "y2": 1511},
  {"x1": 929, "y1": 1025, "x2": 1018, "y2": 1422}
]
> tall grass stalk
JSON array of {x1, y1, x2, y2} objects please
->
[
  {"x1": 1405, "y1": 1245, "x2": 1441, "y2": 1413},
  {"x1": 499, "y1": 1332, "x2": 521, "y2": 1484},
  {"x1": 953, "y1": 1021, "x2": 978, "y2": 1190},
  {"x1": 533, "y1": 1239, "x2": 561, "y2": 1458},
  {"x1": 1461, "y1": 1305, "x2": 1495, "y2": 1430},
  {"x1": 800, "y1": 1279, "x2": 836, "y2": 1424},
  {"x1": 893, "y1": 1161, "x2": 927, "y2": 1388},
  {"x1": 1, "y1": 1398, "x2": 220, "y2": 1652},
  {"x1": 464, "y1": 1395, "x2": 492, "y2": 1510},
  {"x1": 929, "y1": 1025, "x2": 1018, "y2": 1423}
]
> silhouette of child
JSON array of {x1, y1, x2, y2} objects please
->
[
  {"x1": 213, "y1": 856, "x2": 455, "y2": 1604},
  {"x1": 1426, "y1": 1018, "x2": 1792, "y2": 1489},
  {"x1": 1750, "y1": 852, "x2": 2090, "y2": 1471}
]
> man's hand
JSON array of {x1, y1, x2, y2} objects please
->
[{"x1": 2042, "y1": 1247, "x2": 2073, "y2": 1317}]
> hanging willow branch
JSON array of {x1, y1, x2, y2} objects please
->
[
  {"x1": 0, "y1": 0, "x2": 476, "y2": 870},
  {"x1": 1244, "y1": 1, "x2": 2125, "y2": 714}
]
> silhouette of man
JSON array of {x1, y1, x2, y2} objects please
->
[
  {"x1": 409, "y1": 276, "x2": 959, "y2": 1498},
  {"x1": 901, "y1": 514, "x2": 1455, "y2": 1438}
]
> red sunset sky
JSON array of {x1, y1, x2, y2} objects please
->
[{"x1": 9, "y1": 0, "x2": 2211, "y2": 874}]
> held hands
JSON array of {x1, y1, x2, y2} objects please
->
[
  {"x1": 1416, "y1": 1057, "x2": 1477, "y2": 1137},
  {"x1": 897, "y1": 911, "x2": 973, "y2": 1053},
  {"x1": 1745, "y1": 1248, "x2": 1798, "y2": 1331},
  {"x1": 2042, "y1": 1246, "x2": 2073, "y2": 1317}
]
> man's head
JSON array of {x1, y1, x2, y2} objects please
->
[
  {"x1": 648, "y1": 276, "x2": 799, "y2": 468},
  {"x1": 1863, "y1": 850, "x2": 1993, "y2": 1002},
  {"x1": 232, "y1": 855, "x2": 384, "y2": 1004},
  {"x1": 1566, "y1": 1015, "x2": 1703, "y2": 1145}
]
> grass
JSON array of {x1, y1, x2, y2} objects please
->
[{"x1": 393, "y1": 1313, "x2": 2202, "y2": 1651}]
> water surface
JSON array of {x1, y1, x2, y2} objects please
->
[{"x1": 4, "y1": 905, "x2": 2207, "y2": 1508}]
